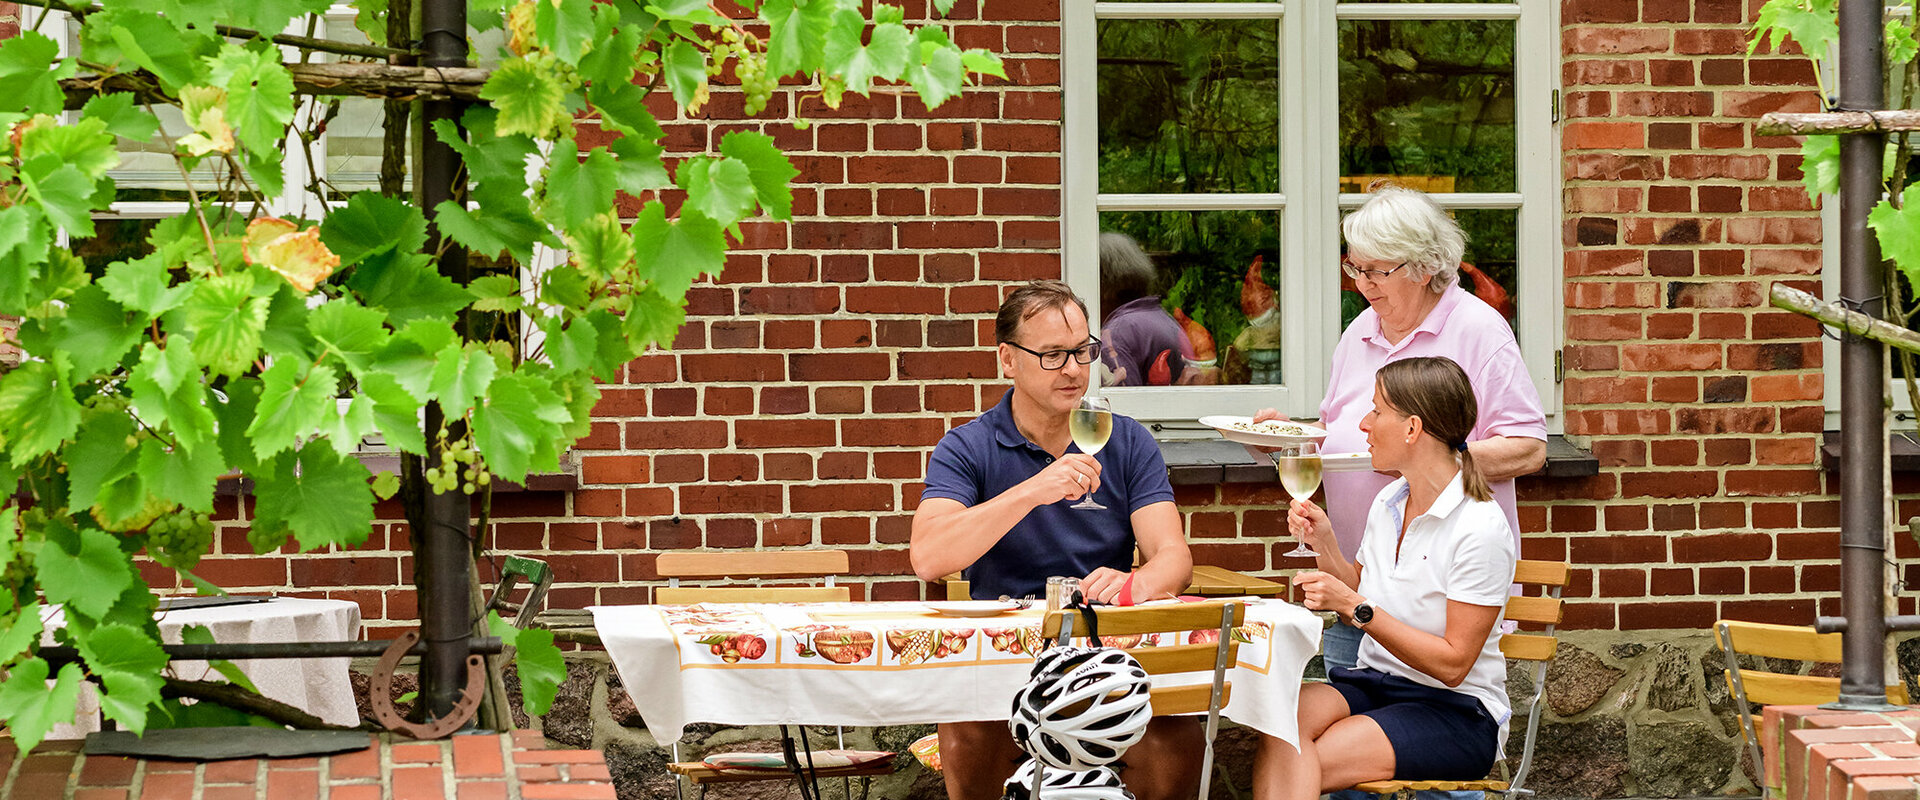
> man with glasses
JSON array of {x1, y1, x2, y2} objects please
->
[{"x1": 911, "y1": 280, "x2": 1198, "y2": 800}]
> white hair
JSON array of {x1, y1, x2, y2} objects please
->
[{"x1": 1340, "y1": 186, "x2": 1466, "y2": 294}]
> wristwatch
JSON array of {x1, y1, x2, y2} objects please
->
[{"x1": 1352, "y1": 601, "x2": 1376, "y2": 628}]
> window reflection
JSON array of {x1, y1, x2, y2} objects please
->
[
  {"x1": 1339, "y1": 19, "x2": 1517, "y2": 194},
  {"x1": 1098, "y1": 211, "x2": 1282, "y2": 386},
  {"x1": 1097, "y1": 19, "x2": 1280, "y2": 194}
]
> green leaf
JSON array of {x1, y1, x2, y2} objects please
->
[
  {"x1": 252, "y1": 441, "x2": 375, "y2": 551},
  {"x1": 19, "y1": 156, "x2": 102, "y2": 237},
  {"x1": 763, "y1": 0, "x2": 840, "y2": 78},
  {"x1": 101, "y1": 255, "x2": 190, "y2": 317},
  {"x1": 677, "y1": 156, "x2": 758, "y2": 229},
  {"x1": 212, "y1": 377, "x2": 264, "y2": 473},
  {"x1": 961, "y1": 48, "x2": 1006, "y2": 80},
  {"x1": 138, "y1": 437, "x2": 223, "y2": 513},
  {"x1": 347, "y1": 250, "x2": 475, "y2": 327},
  {"x1": 481, "y1": 54, "x2": 573, "y2": 139},
  {"x1": 0, "y1": 659, "x2": 82, "y2": 754},
  {"x1": 180, "y1": 624, "x2": 260, "y2": 693},
  {"x1": 718, "y1": 131, "x2": 798, "y2": 221},
  {"x1": 129, "y1": 343, "x2": 216, "y2": 452},
  {"x1": 0, "y1": 360, "x2": 82, "y2": 459},
  {"x1": 632, "y1": 202, "x2": 725, "y2": 300},
  {"x1": 471, "y1": 0, "x2": 511, "y2": 31},
  {"x1": 1873, "y1": 188, "x2": 1920, "y2": 295},
  {"x1": 577, "y1": 6, "x2": 640, "y2": 88},
  {"x1": 621, "y1": 284, "x2": 686, "y2": 350},
  {"x1": 77, "y1": 622, "x2": 168, "y2": 735},
  {"x1": 0, "y1": 204, "x2": 51, "y2": 266},
  {"x1": 904, "y1": 28, "x2": 965, "y2": 109},
  {"x1": 318, "y1": 394, "x2": 377, "y2": 457},
  {"x1": 429, "y1": 344, "x2": 499, "y2": 420},
  {"x1": 82, "y1": 92, "x2": 163, "y2": 142},
  {"x1": 19, "y1": 116, "x2": 120, "y2": 180},
  {"x1": 354, "y1": 0, "x2": 390, "y2": 46},
  {"x1": 242, "y1": 148, "x2": 284, "y2": 200},
  {"x1": 608, "y1": 134, "x2": 671, "y2": 195},
  {"x1": 562, "y1": 212, "x2": 635, "y2": 279},
  {"x1": 587, "y1": 80, "x2": 666, "y2": 142},
  {"x1": 378, "y1": 320, "x2": 459, "y2": 398},
  {"x1": 584, "y1": 309, "x2": 636, "y2": 381},
  {"x1": 469, "y1": 274, "x2": 526, "y2": 313},
  {"x1": 535, "y1": 315, "x2": 596, "y2": 375},
  {"x1": 321, "y1": 192, "x2": 429, "y2": 268},
  {"x1": 185, "y1": 272, "x2": 269, "y2": 377},
  {"x1": 371, "y1": 470, "x2": 401, "y2": 500},
  {"x1": 488, "y1": 611, "x2": 565, "y2": 715},
  {"x1": 646, "y1": 0, "x2": 726, "y2": 25},
  {"x1": 662, "y1": 40, "x2": 707, "y2": 112},
  {"x1": 825, "y1": 10, "x2": 912, "y2": 91},
  {"x1": 539, "y1": 264, "x2": 593, "y2": 310},
  {"x1": 358, "y1": 372, "x2": 426, "y2": 455},
  {"x1": 535, "y1": 0, "x2": 596, "y2": 64},
  {"x1": 430, "y1": 199, "x2": 549, "y2": 265},
  {"x1": 54, "y1": 283, "x2": 145, "y2": 377},
  {"x1": 472, "y1": 371, "x2": 573, "y2": 481},
  {"x1": 0, "y1": 32, "x2": 77, "y2": 116},
  {"x1": 1800, "y1": 135, "x2": 1839, "y2": 198},
  {"x1": 544, "y1": 145, "x2": 620, "y2": 230},
  {"x1": 66, "y1": 410, "x2": 140, "y2": 513},
  {"x1": 40, "y1": 521, "x2": 136, "y2": 621},
  {"x1": 0, "y1": 600, "x2": 44, "y2": 667},
  {"x1": 208, "y1": 44, "x2": 296, "y2": 155},
  {"x1": 1751, "y1": 0, "x2": 1838, "y2": 60},
  {"x1": 106, "y1": 13, "x2": 204, "y2": 92},
  {"x1": 308, "y1": 298, "x2": 392, "y2": 373},
  {"x1": 1891, "y1": 17, "x2": 1920, "y2": 66},
  {"x1": 247, "y1": 358, "x2": 341, "y2": 461}
]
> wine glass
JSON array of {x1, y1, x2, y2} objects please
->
[
  {"x1": 1067, "y1": 396, "x2": 1112, "y2": 510},
  {"x1": 1275, "y1": 441, "x2": 1323, "y2": 557}
]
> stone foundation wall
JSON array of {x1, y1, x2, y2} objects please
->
[{"x1": 350, "y1": 630, "x2": 1920, "y2": 800}]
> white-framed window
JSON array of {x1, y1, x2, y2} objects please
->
[{"x1": 1063, "y1": 0, "x2": 1562, "y2": 430}]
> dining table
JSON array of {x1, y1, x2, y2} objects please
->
[{"x1": 587, "y1": 597, "x2": 1322, "y2": 746}]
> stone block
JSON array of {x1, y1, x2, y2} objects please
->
[
  {"x1": 1647, "y1": 643, "x2": 1698, "y2": 711},
  {"x1": 1526, "y1": 717, "x2": 1629, "y2": 799},
  {"x1": 1547, "y1": 643, "x2": 1625, "y2": 717},
  {"x1": 1629, "y1": 719, "x2": 1738, "y2": 797}
]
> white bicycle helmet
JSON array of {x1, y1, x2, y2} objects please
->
[
  {"x1": 1001, "y1": 759, "x2": 1135, "y2": 800},
  {"x1": 1007, "y1": 645, "x2": 1152, "y2": 770}
]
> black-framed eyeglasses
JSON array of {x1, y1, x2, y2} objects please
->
[
  {"x1": 1004, "y1": 337, "x2": 1102, "y2": 370},
  {"x1": 1342, "y1": 257, "x2": 1409, "y2": 281}
]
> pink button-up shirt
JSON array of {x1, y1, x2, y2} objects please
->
[{"x1": 1318, "y1": 285, "x2": 1547, "y2": 559}]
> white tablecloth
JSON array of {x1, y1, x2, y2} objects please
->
[
  {"x1": 589, "y1": 598, "x2": 1321, "y2": 745},
  {"x1": 47, "y1": 597, "x2": 363, "y2": 738}
]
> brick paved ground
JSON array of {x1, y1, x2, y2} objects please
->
[{"x1": 0, "y1": 730, "x2": 615, "y2": 800}]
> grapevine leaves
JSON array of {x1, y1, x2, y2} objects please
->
[
  {"x1": 472, "y1": 371, "x2": 572, "y2": 481},
  {"x1": 79, "y1": 623, "x2": 168, "y2": 735},
  {"x1": 488, "y1": 612, "x2": 565, "y2": 716},
  {"x1": 0, "y1": 659, "x2": 83, "y2": 754},
  {"x1": 0, "y1": 360, "x2": 83, "y2": 459},
  {"x1": 0, "y1": 32, "x2": 77, "y2": 116},
  {"x1": 1872, "y1": 184, "x2": 1920, "y2": 295},
  {"x1": 252, "y1": 441, "x2": 375, "y2": 551},
  {"x1": 39, "y1": 520, "x2": 136, "y2": 621}
]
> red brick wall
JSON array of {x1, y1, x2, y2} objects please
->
[{"x1": 119, "y1": 0, "x2": 1877, "y2": 637}]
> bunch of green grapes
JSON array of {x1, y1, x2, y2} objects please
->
[
  {"x1": 424, "y1": 430, "x2": 492, "y2": 495},
  {"x1": 0, "y1": 548, "x2": 35, "y2": 606},
  {"x1": 732, "y1": 40, "x2": 776, "y2": 116},
  {"x1": 246, "y1": 526, "x2": 286, "y2": 554},
  {"x1": 147, "y1": 508, "x2": 214, "y2": 569}
]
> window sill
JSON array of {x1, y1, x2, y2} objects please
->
[
  {"x1": 1160, "y1": 434, "x2": 1597, "y2": 486},
  {"x1": 214, "y1": 450, "x2": 580, "y2": 496},
  {"x1": 1820, "y1": 431, "x2": 1920, "y2": 472}
]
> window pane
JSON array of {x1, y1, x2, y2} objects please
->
[
  {"x1": 1097, "y1": 19, "x2": 1279, "y2": 194},
  {"x1": 1096, "y1": 210, "x2": 1282, "y2": 386},
  {"x1": 1338, "y1": 19, "x2": 1515, "y2": 193},
  {"x1": 1339, "y1": 208, "x2": 1517, "y2": 334}
]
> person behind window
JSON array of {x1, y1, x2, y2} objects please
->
[
  {"x1": 911, "y1": 279, "x2": 1200, "y2": 800},
  {"x1": 1250, "y1": 185, "x2": 1545, "y2": 673},
  {"x1": 1097, "y1": 232, "x2": 1214, "y2": 386},
  {"x1": 1253, "y1": 356, "x2": 1518, "y2": 800}
]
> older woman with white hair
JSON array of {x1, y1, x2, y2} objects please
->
[{"x1": 1253, "y1": 185, "x2": 1546, "y2": 672}]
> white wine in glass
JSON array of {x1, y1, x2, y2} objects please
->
[
  {"x1": 1277, "y1": 441, "x2": 1322, "y2": 557},
  {"x1": 1067, "y1": 396, "x2": 1112, "y2": 510}
]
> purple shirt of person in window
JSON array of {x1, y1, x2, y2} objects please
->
[{"x1": 1101, "y1": 296, "x2": 1191, "y2": 386}]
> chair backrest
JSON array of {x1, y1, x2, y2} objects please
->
[
  {"x1": 1039, "y1": 600, "x2": 1246, "y2": 715},
  {"x1": 1496, "y1": 560, "x2": 1571, "y2": 795},
  {"x1": 1714, "y1": 620, "x2": 1911, "y2": 708},
  {"x1": 654, "y1": 550, "x2": 853, "y2": 604}
]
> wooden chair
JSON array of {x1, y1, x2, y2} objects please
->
[
  {"x1": 1352, "y1": 559, "x2": 1571, "y2": 799},
  {"x1": 1039, "y1": 599, "x2": 1246, "y2": 800},
  {"x1": 656, "y1": 549, "x2": 892, "y2": 798},
  {"x1": 656, "y1": 549, "x2": 852, "y2": 604},
  {"x1": 1714, "y1": 619, "x2": 1912, "y2": 796}
]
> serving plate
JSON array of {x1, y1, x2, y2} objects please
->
[
  {"x1": 926, "y1": 601, "x2": 1024, "y2": 618},
  {"x1": 1200, "y1": 415, "x2": 1329, "y2": 447}
]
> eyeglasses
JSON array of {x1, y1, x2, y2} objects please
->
[
  {"x1": 1342, "y1": 257, "x2": 1410, "y2": 281},
  {"x1": 1004, "y1": 338, "x2": 1102, "y2": 370}
]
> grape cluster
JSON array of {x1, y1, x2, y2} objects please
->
[
  {"x1": 424, "y1": 429, "x2": 492, "y2": 495},
  {"x1": 713, "y1": 28, "x2": 776, "y2": 116},
  {"x1": 246, "y1": 526, "x2": 287, "y2": 554},
  {"x1": 147, "y1": 509, "x2": 214, "y2": 569}
]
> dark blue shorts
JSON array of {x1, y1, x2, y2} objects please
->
[{"x1": 1328, "y1": 667, "x2": 1500, "y2": 781}]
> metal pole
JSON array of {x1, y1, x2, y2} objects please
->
[
  {"x1": 1834, "y1": 0, "x2": 1898, "y2": 710},
  {"x1": 419, "y1": 0, "x2": 471, "y2": 723},
  {"x1": 39, "y1": 637, "x2": 504, "y2": 665}
]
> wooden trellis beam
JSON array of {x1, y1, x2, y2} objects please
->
[
  {"x1": 59, "y1": 63, "x2": 492, "y2": 108},
  {"x1": 1757, "y1": 110, "x2": 1920, "y2": 136},
  {"x1": 1771, "y1": 283, "x2": 1920, "y2": 354}
]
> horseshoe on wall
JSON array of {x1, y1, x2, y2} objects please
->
[{"x1": 368, "y1": 630, "x2": 487, "y2": 739}]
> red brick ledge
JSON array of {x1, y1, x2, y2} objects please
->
[
  {"x1": 0, "y1": 729, "x2": 614, "y2": 800},
  {"x1": 1764, "y1": 704, "x2": 1920, "y2": 800}
]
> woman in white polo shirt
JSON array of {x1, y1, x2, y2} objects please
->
[{"x1": 1250, "y1": 356, "x2": 1517, "y2": 800}]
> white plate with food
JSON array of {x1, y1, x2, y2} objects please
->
[
  {"x1": 927, "y1": 601, "x2": 1025, "y2": 618},
  {"x1": 1200, "y1": 416, "x2": 1329, "y2": 447}
]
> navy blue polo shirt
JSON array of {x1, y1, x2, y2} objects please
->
[{"x1": 921, "y1": 391, "x2": 1175, "y2": 600}]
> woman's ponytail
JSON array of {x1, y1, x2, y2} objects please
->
[
  {"x1": 1455, "y1": 441, "x2": 1492, "y2": 502},
  {"x1": 1378, "y1": 358, "x2": 1491, "y2": 501}
]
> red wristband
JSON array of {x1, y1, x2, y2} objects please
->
[{"x1": 1117, "y1": 574, "x2": 1137, "y2": 607}]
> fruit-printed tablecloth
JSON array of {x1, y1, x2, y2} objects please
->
[{"x1": 587, "y1": 598, "x2": 1321, "y2": 745}]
